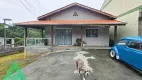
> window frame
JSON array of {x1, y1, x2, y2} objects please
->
[
  {"x1": 86, "y1": 28, "x2": 98, "y2": 38},
  {"x1": 117, "y1": 40, "x2": 126, "y2": 46},
  {"x1": 127, "y1": 40, "x2": 141, "y2": 50}
]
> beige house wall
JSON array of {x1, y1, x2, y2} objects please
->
[
  {"x1": 101, "y1": 0, "x2": 142, "y2": 40},
  {"x1": 101, "y1": 0, "x2": 142, "y2": 16}
]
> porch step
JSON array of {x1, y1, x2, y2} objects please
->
[
  {"x1": 53, "y1": 46, "x2": 81, "y2": 52},
  {"x1": 83, "y1": 46, "x2": 111, "y2": 50}
]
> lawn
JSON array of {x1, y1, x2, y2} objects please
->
[{"x1": 0, "y1": 53, "x2": 38, "y2": 80}]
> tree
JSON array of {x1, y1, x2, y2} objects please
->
[{"x1": 0, "y1": 24, "x2": 42, "y2": 46}]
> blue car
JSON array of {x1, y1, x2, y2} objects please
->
[{"x1": 110, "y1": 36, "x2": 142, "y2": 71}]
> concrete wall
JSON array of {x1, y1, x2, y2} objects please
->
[
  {"x1": 0, "y1": 47, "x2": 24, "y2": 57},
  {"x1": 26, "y1": 46, "x2": 51, "y2": 56},
  {"x1": 109, "y1": 11, "x2": 139, "y2": 40},
  {"x1": 45, "y1": 26, "x2": 109, "y2": 46},
  {"x1": 102, "y1": 0, "x2": 142, "y2": 40}
]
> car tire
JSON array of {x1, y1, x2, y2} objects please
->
[{"x1": 110, "y1": 50, "x2": 116, "y2": 59}]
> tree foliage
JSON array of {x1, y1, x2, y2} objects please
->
[{"x1": 0, "y1": 24, "x2": 42, "y2": 46}]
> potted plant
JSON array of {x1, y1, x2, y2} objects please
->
[
  {"x1": 74, "y1": 43, "x2": 77, "y2": 46},
  {"x1": 76, "y1": 38, "x2": 81, "y2": 46},
  {"x1": 82, "y1": 41, "x2": 87, "y2": 46}
]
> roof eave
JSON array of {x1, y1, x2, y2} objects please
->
[{"x1": 15, "y1": 23, "x2": 127, "y2": 27}]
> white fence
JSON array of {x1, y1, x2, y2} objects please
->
[{"x1": 26, "y1": 38, "x2": 51, "y2": 47}]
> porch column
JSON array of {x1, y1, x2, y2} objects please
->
[
  {"x1": 24, "y1": 27, "x2": 28, "y2": 47},
  {"x1": 51, "y1": 26, "x2": 54, "y2": 52},
  {"x1": 24, "y1": 27, "x2": 27, "y2": 58},
  {"x1": 114, "y1": 26, "x2": 117, "y2": 44},
  {"x1": 81, "y1": 26, "x2": 83, "y2": 49},
  {"x1": 41, "y1": 28, "x2": 44, "y2": 38}
]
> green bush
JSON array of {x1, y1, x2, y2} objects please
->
[{"x1": 14, "y1": 37, "x2": 24, "y2": 46}]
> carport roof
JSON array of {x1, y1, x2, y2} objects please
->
[{"x1": 15, "y1": 20, "x2": 126, "y2": 27}]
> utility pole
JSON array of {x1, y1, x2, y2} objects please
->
[
  {"x1": 3, "y1": 19, "x2": 6, "y2": 48},
  {"x1": 3, "y1": 18, "x2": 12, "y2": 48}
]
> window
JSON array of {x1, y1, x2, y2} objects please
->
[
  {"x1": 6, "y1": 39, "x2": 11, "y2": 44},
  {"x1": 86, "y1": 29, "x2": 98, "y2": 37},
  {"x1": 128, "y1": 41, "x2": 141, "y2": 50},
  {"x1": 117, "y1": 40, "x2": 126, "y2": 46}
]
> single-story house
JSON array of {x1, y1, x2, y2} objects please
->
[{"x1": 16, "y1": 2, "x2": 126, "y2": 55}]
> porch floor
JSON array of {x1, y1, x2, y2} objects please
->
[{"x1": 53, "y1": 46, "x2": 111, "y2": 50}]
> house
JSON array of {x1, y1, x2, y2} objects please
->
[
  {"x1": 101, "y1": 0, "x2": 142, "y2": 41},
  {"x1": 15, "y1": 2, "x2": 126, "y2": 55}
]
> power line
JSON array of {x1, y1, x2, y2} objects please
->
[
  {"x1": 20, "y1": 0, "x2": 36, "y2": 17},
  {"x1": 34, "y1": 0, "x2": 47, "y2": 12},
  {"x1": 24, "y1": 0, "x2": 43, "y2": 14}
]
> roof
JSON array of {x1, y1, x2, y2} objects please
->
[
  {"x1": 15, "y1": 20, "x2": 126, "y2": 26},
  {"x1": 37, "y1": 2, "x2": 117, "y2": 20},
  {"x1": 121, "y1": 36, "x2": 142, "y2": 41}
]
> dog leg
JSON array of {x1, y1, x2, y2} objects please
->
[
  {"x1": 83, "y1": 76, "x2": 86, "y2": 80},
  {"x1": 79, "y1": 70, "x2": 81, "y2": 75}
]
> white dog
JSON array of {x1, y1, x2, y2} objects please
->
[
  {"x1": 76, "y1": 58, "x2": 90, "y2": 76},
  {"x1": 76, "y1": 58, "x2": 91, "y2": 76},
  {"x1": 74, "y1": 52, "x2": 93, "y2": 77}
]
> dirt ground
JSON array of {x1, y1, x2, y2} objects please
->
[{"x1": 21, "y1": 50, "x2": 142, "y2": 80}]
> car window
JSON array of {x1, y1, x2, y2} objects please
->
[
  {"x1": 117, "y1": 40, "x2": 126, "y2": 46},
  {"x1": 128, "y1": 41, "x2": 141, "y2": 50}
]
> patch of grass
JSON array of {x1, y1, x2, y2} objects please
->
[
  {"x1": 0, "y1": 53, "x2": 38, "y2": 80},
  {"x1": 0, "y1": 53, "x2": 24, "y2": 63}
]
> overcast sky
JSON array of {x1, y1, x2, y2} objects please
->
[{"x1": 0, "y1": 0, "x2": 104, "y2": 23}]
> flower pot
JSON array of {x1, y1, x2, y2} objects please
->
[{"x1": 83, "y1": 44, "x2": 86, "y2": 46}]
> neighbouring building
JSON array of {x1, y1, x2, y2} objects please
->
[
  {"x1": 101, "y1": 0, "x2": 142, "y2": 40},
  {"x1": 0, "y1": 37, "x2": 15, "y2": 47},
  {"x1": 16, "y1": 2, "x2": 126, "y2": 55}
]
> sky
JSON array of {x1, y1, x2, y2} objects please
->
[{"x1": 0, "y1": 0, "x2": 104, "y2": 23}]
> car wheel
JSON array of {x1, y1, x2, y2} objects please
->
[{"x1": 110, "y1": 50, "x2": 116, "y2": 58}]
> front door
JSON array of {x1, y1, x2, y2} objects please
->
[{"x1": 55, "y1": 29, "x2": 72, "y2": 45}]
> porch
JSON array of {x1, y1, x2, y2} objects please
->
[{"x1": 16, "y1": 20, "x2": 126, "y2": 56}]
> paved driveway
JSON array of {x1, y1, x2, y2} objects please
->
[{"x1": 22, "y1": 50, "x2": 142, "y2": 80}]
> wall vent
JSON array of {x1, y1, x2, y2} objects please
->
[{"x1": 73, "y1": 12, "x2": 78, "y2": 16}]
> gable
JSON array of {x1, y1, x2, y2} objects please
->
[
  {"x1": 38, "y1": 2, "x2": 116, "y2": 20},
  {"x1": 45, "y1": 6, "x2": 110, "y2": 20}
]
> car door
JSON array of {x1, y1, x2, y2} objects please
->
[
  {"x1": 127, "y1": 41, "x2": 142, "y2": 70},
  {"x1": 115, "y1": 39, "x2": 127, "y2": 61}
]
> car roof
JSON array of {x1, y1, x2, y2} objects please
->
[{"x1": 121, "y1": 36, "x2": 142, "y2": 41}]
